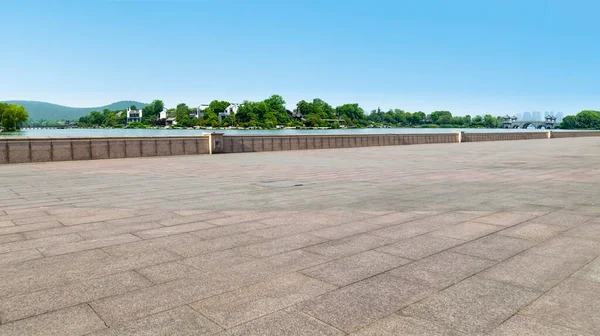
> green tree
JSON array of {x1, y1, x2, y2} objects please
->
[
  {"x1": 116, "y1": 110, "x2": 127, "y2": 125},
  {"x1": 560, "y1": 115, "x2": 578, "y2": 129},
  {"x1": 450, "y1": 116, "x2": 464, "y2": 126},
  {"x1": 393, "y1": 109, "x2": 407, "y2": 125},
  {"x1": 464, "y1": 115, "x2": 472, "y2": 126},
  {"x1": 430, "y1": 111, "x2": 453, "y2": 125},
  {"x1": 0, "y1": 103, "x2": 29, "y2": 131},
  {"x1": 383, "y1": 110, "x2": 396, "y2": 124},
  {"x1": 263, "y1": 110, "x2": 278, "y2": 128},
  {"x1": 208, "y1": 100, "x2": 231, "y2": 114},
  {"x1": 235, "y1": 101, "x2": 258, "y2": 124},
  {"x1": 104, "y1": 113, "x2": 118, "y2": 127},
  {"x1": 152, "y1": 100, "x2": 165, "y2": 114},
  {"x1": 142, "y1": 100, "x2": 165, "y2": 124},
  {"x1": 336, "y1": 104, "x2": 366, "y2": 126},
  {"x1": 296, "y1": 100, "x2": 311, "y2": 117},
  {"x1": 367, "y1": 110, "x2": 383, "y2": 123},
  {"x1": 264, "y1": 94, "x2": 289, "y2": 124},
  {"x1": 125, "y1": 121, "x2": 146, "y2": 129},
  {"x1": 175, "y1": 103, "x2": 191, "y2": 124},
  {"x1": 471, "y1": 115, "x2": 483, "y2": 127},
  {"x1": 295, "y1": 98, "x2": 338, "y2": 126},
  {"x1": 576, "y1": 110, "x2": 600, "y2": 129},
  {"x1": 483, "y1": 114, "x2": 499, "y2": 128},
  {"x1": 304, "y1": 114, "x2": 321, "y2": 127},
  {"x1": 233, "y1": 96, "x2": 289, "y2": 127},
  {"x1": 221, "y1": 113, "x2": 236, "y2": 126},
  {"x1": 202, "y1": 107, "x2": 219, "y2": 124},
  {"x1": 87, "y1": 111, "x2": 105, "y2": 126},
  {"x1": 297, "y1": 99, "x2": 336, "y2": 119},
  {"x1": 409, "y1": 112, "x2": 426, "y2": 125}
]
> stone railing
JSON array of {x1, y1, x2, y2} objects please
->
[
  {"x1": 0, "y1": 135, "x2": 210, "y2": 164},
  {"x1": 550, "y1": 131, "x2": 600, "y2": 138},
  {"x1": 461, "y1": 131, "x2": 550, "y2": 142},
  {"x1": 218, "y1": 133, "x2": 458, "y2": 153},
  {"x1": 2, "y1": 130, "x2": 600, "y2": 164}
]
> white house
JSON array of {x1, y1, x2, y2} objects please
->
[
  {"x1": 126, "y1": 108, "x2": 142, "y2": 124},
  {"x1": 219, "y1": 103, "x2": 239, "y2": 121},
  {"x1": 166, "y1": 117, "x2": 177, "y2": 126},
  {"x1": 158, "y1": 108, "x2": 168, "y2": 120},
  {"x1": 185, "y1": 103, "x2": 241, "y2": 122},
  {"x1": 190, "y1": 104, "x2": 210, "y2": 119}
]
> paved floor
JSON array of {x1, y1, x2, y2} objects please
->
[{"x1": 0, "y1": 137, "x2": 599, "y2": 335}]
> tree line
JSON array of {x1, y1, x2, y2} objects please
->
[
  {"x1": 3, "y1": 98, "x2": 598, "y2": 132},
  {"x1": 77, "y1": 100, "x2": 165, "y2": 128},
  {"x1": 73, "y1": 95, "x2": 600, "y2": 130},
  {"x1": 367, "y1": 109, "x2": 501, "y2": 128},
  {"x1": 75, "y1": 94, "x2": 506, "y2": 129},
  {"x1": 558, "y1": 110, "x2": 600, "y2": 129}
]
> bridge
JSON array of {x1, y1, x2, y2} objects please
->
[
  {"x1": 501, "y1": 115, "x2": 557, "y2": 129},
  {"x1": 22, "y1": 126, "x2": 79, "y2": 130},
  {"x1": 23, "y1": 120, "x2": 78, "y2": 130}
]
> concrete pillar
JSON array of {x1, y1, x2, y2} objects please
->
[
  {"x1": 453, "y1": 131, "x2": 463, "y2": 143},
  {"x1": 203, "y1": 133, "x2": 224, "y2": 154}
]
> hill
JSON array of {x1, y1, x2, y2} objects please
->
[{"x1": 1, "y1": 100, "x2": 149, "y2": 121}]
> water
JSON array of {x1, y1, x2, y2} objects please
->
[{"x1": 2, "y1": 127, "x2": 555, "y2": 137}]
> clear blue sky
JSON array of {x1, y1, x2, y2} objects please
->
[{"x1": 2, "y1": 0, "x2": 599, "y2": 115}]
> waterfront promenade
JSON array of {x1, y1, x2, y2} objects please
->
[{"x1": 0, "y1": 137, "x2": 599, "y2": 335}]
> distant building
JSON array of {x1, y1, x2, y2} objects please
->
[
  {"x1": 522, "y1": 112, "x2": 532, "y2": 120},
  {"x1": 219, "y1": 104, "x2": 239, "y2": 121},
  {"x1": 500, "y1": 115, "x2": 518, "y2": 128},
  {"x1": 189, "y1": 103, "x2": 241, "y2": 121},
  {"x1": 555, "y1": 112, "x2": 564, "y2": 122},
  {"x1": 166, "y1": 118, "x2": 177, "y2": 126},
  {"x1": 158, "y1": 108, "x2": 167, "y2": 120},
  {"x1": 155, "y1": 108, "x2": 168, "y2": 126},
  {"x1": 190, "y1": 104, "x2": 210, "y2": 119},
  {"x1": 126, "y1": 108, "x2": 142, "y2": 124},
  {"x1": 287, "y1": 109, "x2": 304, "y2": 120},
  {"x1": 532, "y1": 111, "x2": 542, "y2": 121}
]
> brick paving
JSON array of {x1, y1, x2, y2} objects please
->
[{"x1": 0, "y1": 137, "x2": 599, "y2": 335}]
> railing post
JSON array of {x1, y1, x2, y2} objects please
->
[
  {"x1": 207, "y1": 133, "x2": 212, "y2": 155},
  {"x1": 453, "y1": 131, "x2": 462, "y2": 143},
  {"x1": 203, "y1": 132, "x2": 224, "y2": 154}
]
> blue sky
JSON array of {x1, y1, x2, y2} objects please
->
[{"x1": 2, "y1": 0, "x2": 599, "y2": 115}]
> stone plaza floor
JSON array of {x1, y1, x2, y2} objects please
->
[{"x1": 0, "y1": 137, "x2": 599, "y2": 335}]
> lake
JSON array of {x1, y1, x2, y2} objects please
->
[{"x1": 2, "y1": 127, "x2": 555, "y2": 137}]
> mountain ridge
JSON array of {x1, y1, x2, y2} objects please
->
[{"x1": 1, "y1": 100, "x2": 149, "y2": 120}]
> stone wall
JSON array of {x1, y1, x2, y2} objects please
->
[
  {"x1": 461, "y1": 132, "x2": 549, "y2": 142},
  {"x1": 0, "y1": 136, "x2": 210, "y2": 164},
  {"x1": 551, "y1": 131, "x2": 600, "y2": 138},
  {"x1": 221, "y1": 133, "x2": 459, "y2": 153},
  {"x1": 2, "y1": 131, "x2": 600, "y2": 164}
]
